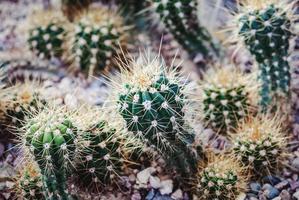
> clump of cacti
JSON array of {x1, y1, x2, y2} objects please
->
[
  {"x1": 108, "y1": 53, "x2": 201, "y2": 177},
  {"x1": 23, "y1": 107, "x2": 78, "y2": 199},
  {"x1": 231, "y1": 114, "x2": 287, "y2": 175},
  {"x1": 151, "y1": 0, "x2": 220, "y2": 59},
  {"x1": 75, "y1": 120, "x2": 124, "y2": 191},
  {"x1": 195, "y1": 156, "x2": 247, "y2": 200},
  {"x1": 68, "y1": 7, "x2": 126, "y2": 76},
  {"x1": 200, "y1": 67, "x2": 259, "y2": 134},
  {"x1": 15, "y1": 163, "x2": 45, "y2": 200},
  {"x1": 27, "y1": 10, "x2": 67, "y2": 60},
  {"x1": 236, "y1": 0, "x2": 293, "y2": 109}
]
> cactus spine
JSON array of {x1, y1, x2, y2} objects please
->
[
  {"x1": 152, "y1": 0, "x2": 219, "y2": 59},
  {"x1": 237, "y1": 1, "x2": 292, "y2": 108},
  {"x1": 24, "y1": 108, "x2": 78, "y2": 199},
  {"x1": 232, "y1": 114, "x2": 287, "y2": 175},
  {"x1": 61, "y1": 0, "x2": 91, "y2": 21}
]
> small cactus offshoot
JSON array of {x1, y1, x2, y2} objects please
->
[
  {"x1": 236, "y1": 0, "x2": 294, "y2": 109},
  {"x1": 151, "y1": 0, "x2": 220, "y2": 59},
  {"x1": 200, "y1": 67, "x2": 259, "y2": 134},
  {"x1": 75, "y1": 121, "x2": 124, "y2": 191},
  {"x1": 23, "y1": 107, "x2": 78, "y2": 199},
  {"x1": 195, "y1": 156, "x2": 247, "y2": 200},
  {"x1": 27, "y1": 10, "x2": 67, "y2": 60},
  {"x1": 232, "y1": 114, "x2": 287, "y2": 175},
  {"x1": 68, "y1": 7, "x2": 126, "y2": 76},
  {"x1": 15, "y1": 163, "x2": 45, "y2": 200}
]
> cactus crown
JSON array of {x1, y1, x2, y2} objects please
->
[
  {"x1": 231, "y1": 114, "x2": 287, "y2": 175},
  {"x1": 76, "y1": 120, "x2": 124, "y2": 191},
  {"x1": 27, "y1": 10, "x2": 67, "y2": 59},
  {"x1": 69, "y1": 8, "x2": 126, "y2": 74},
  {"x1": 196, "y1": 156, "x2": 247, "y2": 200},
  {"x1": 200, "y1": 67, "x2": 259, "y2": 134},
  {"x1": 16, "y1": 163, "x2": 45, "y2": 200},
  {"x1": 236, "y1": 0, "x2": 293, "y2": 107}
]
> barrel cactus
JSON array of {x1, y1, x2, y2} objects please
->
[
  {"x1": 151, "y1": 0, "x2": 220, "y2": 59},
  {"x1": 110, "y1": 54, "x2": 200, "y2": 176},
  {"x1": 200, "y1": 67, "x2": 259, "y2": 134},
  {"x1": 232, "y1": 114, "x2": 287, "y2": 175},
  {"x1": 68, "y1": 7, "x2": 126, "y2": 76},
  {"x1": 15, "y1": 163, "x2": 45, "y2": 200},
  {"x1": 75, "y1": 121, "x2": 124, "y2": 191},
  {"x1": 27, "y1": 10, "x2": 67, "y2": 60},
  {"x1": 195, "y1": 156, "x2": 247, "y2": 200},
  {"x1": 236, "y1": 0, "x2": 293, "y2": 109},
  {"x1": 23, "y1": 108, "x2": 78, "y2": 199}
]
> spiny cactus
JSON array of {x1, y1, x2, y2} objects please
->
[
  {"x1": 24, "y1": 107, "x2": 78, "y2": 199},
  {"x1": 109, "y1": 54, "x2": 200, "y2": 177},
  {"x1": 236, "y1": 0, "x2": 293, "y2": 109},
  {"x1": 200, "y1": 67, "x2": 259, "y2": 134},
  {"x1": 195, "y1": 156, "x2": 247, "y2": 200},
  {"x1": 15, "y1": 163, "x2": 45, "y2": 200},
  {"x1": 61, "y1": 0, "x2": 91, "y2": 21},
  {"x1": 151, "y1": 0, "x2": 220, "y2": 59},
  {"x1": 27, "y1": 10, "x2": 67, "y2": 60},
  {"x1": 232, "y1": 114, "x2": 287, "y2": 175},
  {"x1": 68, "y1": 7, "x2": 126, "y2": 76},
  {"x1": 75, "y1": 121, "x2": 124, "y2": 191}
]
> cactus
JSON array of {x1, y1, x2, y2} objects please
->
[
  {"x1": 151, "y1": 0, "x2": 220, "y2": 59},
  {"x1": 237, "y1": 1, "x2": 293, "y2": 109},
  {"x1": 195, "y1": 156, "x2": 247, "y2": 200},
  {"x1": 15, "y1": 163, "x2": 46, "y2": 200},
  {"x1": 111, "y1": 54, "x2": 200, "y2": 177},
  {"x1": 200, "y1": 67, "x2": 259, "y2": 134},
  {"x1": 75, "y1": 121, "x2": 124, "y2": 191},
  {"x1": 61, "y1": 0, "x2": 91, "y2": 21},
  {"x1": 232, "y1": 114, "x2": 287, "y2": 175},
  {"x1": 68, "y1": 8, "x2": 126, "y2": 76},
  {"x1": 24, "y1": 108, "x2": 78, "y2": 199},
  {"x1": 27, "y1": 11, "x2": 67, "y2": 60}
]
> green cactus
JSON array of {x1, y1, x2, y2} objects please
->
[
  {"x1": 75, "y1": 121, "x2": 123, "y2": 191},
  {"x1": 232, "y1": 115, "x2": 286, "y2": 175},
  {"x1": 203, "y1": 86, "x2": 249, "y2": 133},
  {"x1": 24, "y1": 110, "x2": 78, "y2": 200},
  {"x1": 17, "y1": 164, "x2": 46, "y2": 200},
  {"x1": 116, "y1": 58, "x2": 200, "y2": 177},
  {"x1": 72, "y1": 22, "x2": 120, "y2": 72},
  {"x1": 152, "y1": 0, "x2": 219, "y2": 59},
  {"x1": 196, "y1": 156, "x2": 247, "y2": 200},
  {"x1": 28, "y1": 23, "x2": 65, "y2": 60},
  {"x1": 238, "y1": 3, "x2": 292, "y2": 108}
]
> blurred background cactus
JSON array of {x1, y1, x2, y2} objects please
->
[{"x1": 61, "y1": 0, "x2": 91, "y2": 21}]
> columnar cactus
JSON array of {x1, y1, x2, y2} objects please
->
[
  {"x1": 195, "y1": 156, "x2": 247, "y2": 200},
  {"x1": 110, "y1": 54, "x2": 200, "y2": 176},
  {"x1": 200, "y1": 67, "x2": 259, "y2": 134},
  {"x1": 24, "y1": 108, "x2": 78, "y2": 199},
  {"x1": 75, "y1": 121, "x2": 124, "y2": 191},
  {"x1": 27, "y1": 11, "x2": 67, "y2": 60},
  {"x1": 61, "y1": 0, "x2": 91, "y2": 21},
  {"x1": 232, "y1": 114, "x2": 287, "y2": 175},
  {"x1": 151, "y1": 0, "x2": 220, "y2": 59},
  {"x1": 237, "y1": 1, "x2": 293, "y2": 108},
  {"x1": 15, "y1": 163, "x2": 45, "y2": 200},
  {"x1": 69, "y1": 8, "x2": 126, "y2": 76}
]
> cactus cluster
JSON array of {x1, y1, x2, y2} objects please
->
[
  {"x1": 237, "y1": 1, "x2": 292, "y2": 108},
  {"x1": 232, "y1": 115, "x2": 286, "y2": 175},
  {"x1": 27, "y1": 11, "x2": 66, "y2": 60},
  {"x1": 196, "y1": 156, "x2": 247, "y2": 200},
  {"x1": 24, "y1": 108, "x2": 77, "y2": 199},
  {"x1": 151, "y1": 0, "x2": 219, "y2": 59},
  {"x1": 16, "y1": 163, "x2": 45, "y2": 200},
  {"x1": 69, "y1": 8, "x2": 125, "y2": 75},
  {"x1": 200, "y1": 68, "x2": 258, "y2": 134},
  {"x1": 75, "y1": 121, "x2": 123, "y2": 191}
]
